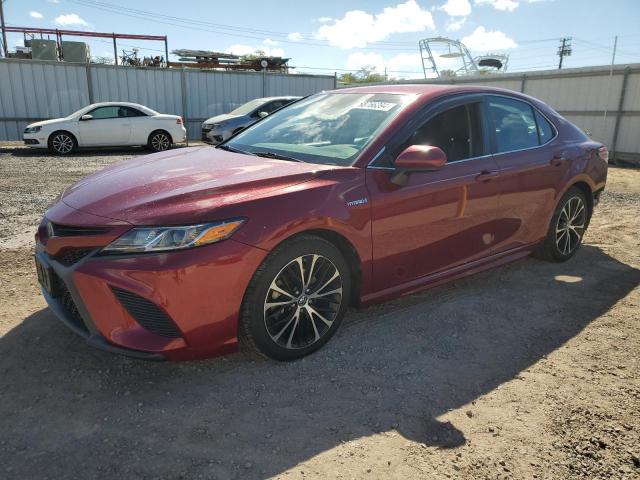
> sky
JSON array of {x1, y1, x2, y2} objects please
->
[{"x1": 4, "y1": 0, "x2": 640, "y2": 79}]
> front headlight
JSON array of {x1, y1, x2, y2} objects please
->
[
  {"x1": 24, "y1": 126, "x2": 42, "y2": 134},
  {"x1": 102, "y1": 219, "x2": 245, "y2": 254}
]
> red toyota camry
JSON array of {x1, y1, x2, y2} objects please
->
[{"x1": 35, "y1": 85, "x2": 608, "y2": 361}]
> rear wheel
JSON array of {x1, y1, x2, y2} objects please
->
[
  {"x1": 148, "y1": 130, "x2": 172, "y2": 152},
  {"x1": 48, "y1": 131, "x2": 76, "y2": 155},
  {"x1": 536, "y1": 187, "x2": 590, "y2": 262},
  {"x1": 240, "y1": 235, "x2": 350, "y2": 361}
]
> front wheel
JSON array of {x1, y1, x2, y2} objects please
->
[
  {"x1": 536, "y1": 187, "x2": 590, "y2": 262},
  {"x1": 48, "y1": 132, "x2": 76, "y2": 155},
  {"x1": 148, "y1": 131, "x2": 172, "y2": 152},
  {"x1": 240, "y1": 235, "x2": 351, "y2": 361}
]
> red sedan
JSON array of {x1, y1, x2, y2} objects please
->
[{"x1": 35, "y1": 85, "x2": 608, "y2": 361}]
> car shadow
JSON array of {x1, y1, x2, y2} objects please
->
[{"x1": 1, "y1": 245, "x2": 638, "y2": 479}]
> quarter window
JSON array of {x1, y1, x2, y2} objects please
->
[
  {"x1": 488, "y1": 96, "x2": 551, "y2": 153},
  {"x1": 534, "y1": 109, "x2": 554, "y2": 144}
]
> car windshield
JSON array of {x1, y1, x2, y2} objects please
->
[
  {"x1": 224, "y1": 93, "x2": 413, "y2": 166},
  {"x1": 229, "y1": 98, "x2": 269, "y2": 116}
]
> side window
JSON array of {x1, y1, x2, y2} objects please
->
[
  {"x1": 265, "y1": 101, "x2": 284, "y2": 113},
  {"x1": 488, "y1": 97, "x2": 539, "y2": 153},
  {"x1": 120, "y1": 107, "x2": 146, "y2": 117},
  {"x1": 405, "y1": 103, "x2": 484, "y2": 163},
  {"x1": 88, "y1": 106, "x2": 120, "y2": 119},
  {"x1": 534, "y1": 109, "x2": 554, "y2": 144}
]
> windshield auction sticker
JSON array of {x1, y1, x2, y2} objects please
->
[{"x1": 355, "y1": 101, "x2": 397, "y2": 111}]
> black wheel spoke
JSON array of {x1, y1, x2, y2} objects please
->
[
  {"x1": 264, "y1": 253, "x2": 342, "y2": 350},
  {"x1": 555, "y1": 195, "x2": 586, "y2": 256}
]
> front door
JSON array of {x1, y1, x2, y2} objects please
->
[
  {"x1": 79, "y1": 105, "x2": 132, "y2": 146},
  {"x1": 367, "y1": 98, "x2": 501, "y2": 292}
]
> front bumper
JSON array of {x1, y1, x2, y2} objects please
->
[
  {"x1": 36, "y1": 204, "x2": 267, "y2": 360},
  {"x1": 23, "y1": 133, "x2": 48, "y2": 148}
]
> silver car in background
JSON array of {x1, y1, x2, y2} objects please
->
[{"x1": 201, "y1": 96, "x2": 300, "y2": 144}]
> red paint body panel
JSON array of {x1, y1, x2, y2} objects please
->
[{"x1": 35, "y1": 84, "x2": 608, "y2": 360}]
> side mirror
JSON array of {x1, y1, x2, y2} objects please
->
[
  {"x1": 258, "y1": 111, "x2": 269, "y2": 118},
  {"x1": 391, "y1": 145, "x2": 446, "y2": 186},
  {"x1": 80, "y1": 114, "x2": 93, "y2": 121}
]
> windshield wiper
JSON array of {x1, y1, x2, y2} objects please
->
[
  {"x1": 216, "y1": 144, "x2": 255, "y2": 155},
  {"x1": 253, "y1": 151, "x2": 304, "y2": 162}
]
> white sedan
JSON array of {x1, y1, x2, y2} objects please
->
[{"x1": 23, "y1": 102, "x2": 187, "y2": 155}]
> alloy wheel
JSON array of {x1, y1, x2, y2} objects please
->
[
  {"x1": 151, "y1": 133, "x2": 170, "y2": 151},
  {"x1": 555, "y1": 195, "x2": 586, "y2": 255},
  {"x1": 52, "y1": 134, "x2": 74, "y2": 154},
  {"x1": 264, "y1": 254, "x2": 343, "y2": 350}
]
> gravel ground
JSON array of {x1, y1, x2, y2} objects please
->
[{"x1": 0, "y1": 144, "x2": 639, "y2": 480}]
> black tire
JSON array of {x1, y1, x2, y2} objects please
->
[
  {"x1": 148, "y1": 130, "x2": 172, "y2": 152},
  {"x1": 535, "y1": 187, "x2": 590, "y2": 262},
  {"x1": 48, "y1": 131, "x2": 77, "y2": 155},
  {"x1": 240, "y1": 234, "x2": 351, "y2": 361}
]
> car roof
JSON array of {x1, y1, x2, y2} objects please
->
[
  {"x1": 258, "y1": 96, "x2": 302, "y2": 101},
  {"x1": 86, "y1": 102, "x2": 157, "y2": 113},
  {"x1": 334, "y1": 83, "x2": 522, "y2": 99}
]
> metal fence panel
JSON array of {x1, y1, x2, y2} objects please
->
[
  {"x1": 0, "y1": 58, "x2": 638, "y2": 161},
  {"x1": 89, "y1": 65, "x2": 183, "y2": 114},
  {"x1": 0, "y1": 59, "x2": 334, "y2": 141},
  {"x1": 0, "y1": 59, "x2": 88, "y2": 139}
]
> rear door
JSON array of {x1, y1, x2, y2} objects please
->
[
  {"x1": 367, "y1": 94, "x2": 501, "y2": 292},
  {"x1": 78, "y1": 106, "x2": 132, "y2": 146},
  {"x1": 485, "y1": 95, "x2": 570, "y2": 253}
]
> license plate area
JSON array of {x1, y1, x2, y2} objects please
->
[{"x1": 35, "y1": 257, "x2": 63, "y2": 297}]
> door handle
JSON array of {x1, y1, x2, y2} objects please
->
[
  {"x1": 550, "y1": 154, "x2": 567, "y2": 166},
  {"x1": 475, "y1": 171, "x2": 499, "y2": 182}
]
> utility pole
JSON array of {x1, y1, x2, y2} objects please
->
[
  {"x1": 603, "y1": 35, "x2": 618, "y2": 123},
  {"x1": 0, "y1": 0, "x2": 8, "y2": 58},
  {"x1": 557, "y1": 37, "x2": 572, "y2": 69}
]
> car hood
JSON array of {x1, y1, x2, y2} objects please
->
[
  {"x1": 60, "y1": 146, "x2": 339, "y2": 225},
  {"x1": 28, "y1": 117, "x2": 70, "y2": 128},
  {"x1": 203, "y1": 113, "x2": 244, "y2": 125}
]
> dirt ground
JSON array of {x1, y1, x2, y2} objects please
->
[{"x1": 0, "y1": 144, "x2": 639, "y2": 480}]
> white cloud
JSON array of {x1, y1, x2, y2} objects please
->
[
  {"x1": 462, "y1": 26, "x2": 517, "y2": 50},
  {"x1": 54, "y1": 14, "x2": 89, "y2": 27},
  {"x1": 315, "y1": 0, "x2": 435, "y2": 49},
  {"x1": 47, "y1": 0, "x2": 60, "y2": 3},
  {"x1": 474, "y1": 0, "x2": 519, "y2": 11},
  {"x1": 226, "y1": 43, "x2": 285, "y2": 57},
  {"x1": 29, "y1": 11, "x2": 44, "y2": 19},
  {"x1": 440, "y1": 0, "x2": 472, "y2": 16},
  {"x1": 317, "y1": 17, "x2": 332, "y2": 23},
  {"x1": 263, "y1": 38, "x2": 279, "y2": 46},
  {"x1": 287, "y1": 32, "x2": 303, "y2": 41},
  {"x1": 447, "y1": 17, "x2": 466, "y2": 31}
]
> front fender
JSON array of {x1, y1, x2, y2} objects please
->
[{"x1": 216, "y1": 168, "x2": 374, "y2": 295}]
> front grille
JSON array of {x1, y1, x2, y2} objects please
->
[
  {"x1": 50, "y1": 223, "x2": 110, "y2": 237},
  {"x1": 201, "y1": 131, "x2": 209, "y2": 141},
  {"x1": 111, "y1": 287, "x2": 182, "y2": 338},
  {"x1": 53, "y1": 248, "x2": 95, "y2": 267}
]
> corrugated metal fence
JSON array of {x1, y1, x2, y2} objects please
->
[
  {"x1": 342, "y1": 63, "x2": 640, "y2": 163},
  {"x1": 0, "y1": 58, "x2": 336, "y2": 140}
]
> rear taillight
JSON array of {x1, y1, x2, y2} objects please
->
[
  {"x1": 598, "y1": 146, "x2": 609, "y2": 162},
  {"x1": 176, "y1": 117, "x2": 183, "y2": 125}
]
